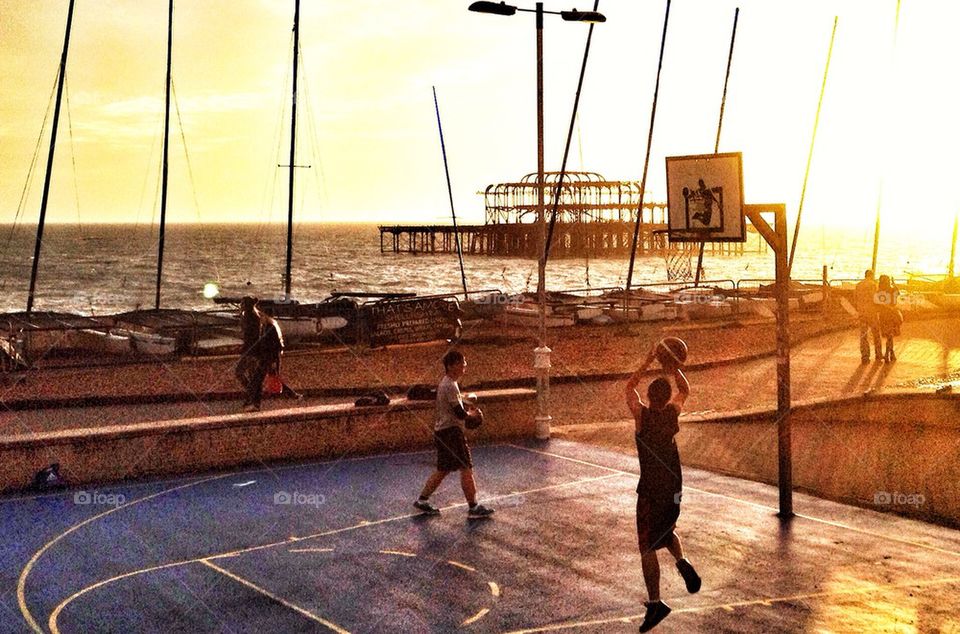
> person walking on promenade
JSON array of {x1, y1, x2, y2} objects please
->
[
  {"x1": 243, "y1": 302, "x2": 301, "y2": 412},
  {"x1": 414, "y1": 350, "x2": 494, "y2": 519},
  {"x1": 855, "y1": 269, "x2": 882, "y2": 363},
  {"x1": 876, "y1": 275, "x2": 903, "y2": 362},
  {"x1": 626, "y1": 343, "x2": 701, "y2": 632},
  {"x1": 236, "y1": 296, "x2": 261, "y2": 403}
]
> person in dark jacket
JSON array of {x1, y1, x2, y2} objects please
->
[
  {"x1": 235, "y1": 296, "x2": 260, "y2": 405},
  {"x1": 625, "y1": 343, "x2": 701, "y2": 632},
  {"x1": 242, "y1": 301, "x2": 301, "y2": 412},
  {"x1": 875, "y1": 275, "x2": 902, "y2": 362},
  {"x1": 855, "y1": 269, "x2": 882, "y2": 362}
]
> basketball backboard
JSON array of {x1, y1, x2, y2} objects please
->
[{"x1": 665, "y1": 152, "x2": 745, "y2": 242}]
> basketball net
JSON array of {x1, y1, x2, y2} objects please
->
[{"x1": 665, "y1": 241, "x2": 696, "y2": 281}]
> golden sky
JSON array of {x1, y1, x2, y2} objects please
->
[{"x1": 1, "y1": 0, "x2": 957, "y2": 238}]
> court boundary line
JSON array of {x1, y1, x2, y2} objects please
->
[
  {"x1": 32, "y1": 441, "x2": 956, "y2": 634},
  {"x1": 1, "y1": 446, "x2": 437, "y2": 506},
  {"x1": 508, "y1": 443, "x2": 960, "y2": 559},
  {"x1": 502, "y1": 575, "x2": 960, "y2": 633},
  {"x1": 17, "y1": 445, "x2": 458, "y2": 631},
  {"x1": 17, "y1": 473, "x2": 234, "y2": 633},
  {"x1": 200, "y1": 559, "x2": 350, "y2": 634},
  {"x1": 40, "y1": 468, "x2": 622, "y2": 634}
]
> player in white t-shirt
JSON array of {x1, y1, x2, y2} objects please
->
[{"x1": 414, "y1": 350, "x2": 494, "y2": 519}]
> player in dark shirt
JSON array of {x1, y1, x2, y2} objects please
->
[{"x1": 626, "y1": 344, "x2": 702, "y2": 632}]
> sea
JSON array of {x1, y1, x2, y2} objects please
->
[{"x1": 0, "y1": 222, "x2": 952, "y2": 315}]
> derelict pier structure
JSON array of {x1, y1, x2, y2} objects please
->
[{"x1": 379, "y1": 171, "x2": 757, "y2": 258}]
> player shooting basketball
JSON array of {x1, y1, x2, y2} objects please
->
[{"x1": 625, "y1": 339, "x2": 702, "y2": 632}]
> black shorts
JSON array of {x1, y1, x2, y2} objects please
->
[
  {"x1": 636, "y1": 493, "x2": 681, "y2": 553},
  {"x1": 435, "y1": 426, "x2": 473, "y2": 472}
]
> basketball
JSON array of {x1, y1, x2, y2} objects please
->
[
  {"x1": 465, "y1": 407, "x2": 484, "y2": 430},
  {"x1": 655, "y1": 336, "x2": 688, "y2": 369}
]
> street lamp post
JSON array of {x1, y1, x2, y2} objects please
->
[{"x1": 468, "y1": 1, "x2": 605, "y2": 439}]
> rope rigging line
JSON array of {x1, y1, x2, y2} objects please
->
[
  {"x1": 543, "y1": 0, "x2": 600, "y2": 267},
  {"x1": 257, "y1": 31, "x2": 295, "y2": 243},
  {"x1": 64, "y1": 76, "x2": 85, "y2": 233},
  {"x1": 299, "y1": 60, "x2": 330, "y2": 217},
  {"x1": 133, "y1": 105, "x2": 163, "y2": 231},
  {"x1": 150, "y1": 138, "x2": 163, "y2": 236},
  {"x1": 574, "y1": 113, "x2": 590, "y2": 286},
  {"x1": 3, "y1": 76, "x2": 59, "y2": 256},
  {"x1": 172, "y1": 81, "x2": 220, "y2": 281}
]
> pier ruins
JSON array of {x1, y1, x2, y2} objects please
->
[{"x1": 379, "y1": 171, "x2": 761, "y2": 258}]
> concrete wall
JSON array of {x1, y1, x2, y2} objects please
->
[
  {"x1": 5, "y1": 376, "x2": 958, "y2": 529},
  {"x1": 0, "y1": 388, "x2": 536, "y2": 493},
  {"x1": 677, "y1": 393, "x2": 960, "y2": 527},
  {"x1": 544, "y1": 379, "x2": 960, "y2": 526}
]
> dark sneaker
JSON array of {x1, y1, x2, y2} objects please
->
[
  {"x1": 676, "y1": 558, "x2": 702, "y2": 593},
  {"x1": 242, "y1": 403, "x2": 259, "y2": 413},
  {"x1": 467, "y1": 504, "x2": 495, "y2": 519},
  {"x1": 638, "y1": 600, "x2": 671, "y2": 632},
  {"x1": 414, "y1": 500, "x2": 440, "y2": 515}
]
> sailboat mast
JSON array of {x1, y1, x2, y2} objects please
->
[
  {"x1": 871, "y1": 0, "x2": 901, "y2": 273},
  {"x1": 694, "y1": 6, "x2": 739, "y2": 286},
  {"x1": 432, "y1": 87, "x2": 468, "y2": 299},
  {"x1": 870, "y1": 184, "x2": 881, "y2": 272},
  {"x1": 625, "y1": 0, "x2": 671, "y2": 292},
  {"x1": 26, "y1": 0, "x2": 76, "y2": 314},
  {"x1": 949, "y1": 212, "x2": 958, "y2": 279},
  {"x1": 155, "y1": 0, "x2": 174, "y2": 310},
  {"x1": 284, "y1": 0, "x2": 300, "y2": 299}
]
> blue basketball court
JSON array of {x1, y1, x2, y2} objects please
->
[{"x1": 3, "y1": 439, "x2": 959, "y2": 633}]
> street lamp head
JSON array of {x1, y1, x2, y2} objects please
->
[
  {"x1": 560, "y1": 9, "x2": 606, "y2": 23},
  {"x1": 468, "y1": 1, "x2": 517, "y2": 16}
]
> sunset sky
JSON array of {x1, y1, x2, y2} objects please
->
[{"x1": 1, "y1": 0, "x2": 958, "y2": 239}]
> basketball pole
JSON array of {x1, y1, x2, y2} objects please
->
[{"x1": 744, "y1": 203, "x2": 793, "y2": 518}]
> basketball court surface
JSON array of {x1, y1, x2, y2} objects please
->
[{"x1": 3, "y1": 439, "x2": 959, "y2": 633}]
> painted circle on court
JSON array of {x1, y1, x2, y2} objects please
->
[{"x1": 288, "y1": 546, "x2": 500, "y2": 628}]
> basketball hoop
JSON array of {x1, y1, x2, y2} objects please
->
[
  {"x1": 653, "y1": 228, "x2": 694, "y2": 281},
  {"x1": 666, "y1": 242, "x2": 695, "y2": 281}
]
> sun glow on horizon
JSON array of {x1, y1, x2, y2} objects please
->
[{"x1": 1, "y1": 0, "x2": 957, "y2": 245}]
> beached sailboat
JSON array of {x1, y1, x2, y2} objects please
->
[
  {"x1": 7, "y1": 1, "x2": 183, "y2": 359},
  {"x1": 232, "y1": 0, "x2": 358, "y2": 343}
]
